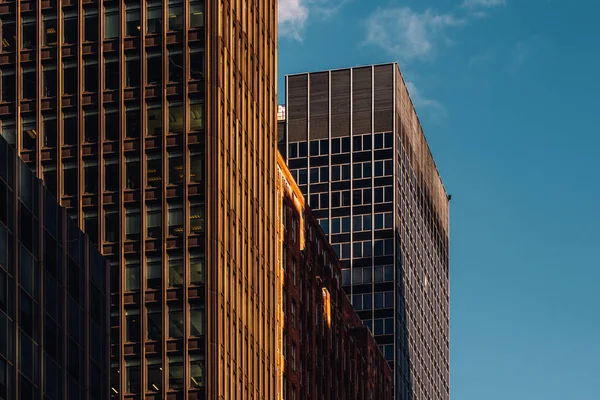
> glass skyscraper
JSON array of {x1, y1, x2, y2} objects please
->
[
  {"x1": 279, "y1": 63, "x2": 450, "y2": 400},
  {"x1": 0, "y1": 134, "x2": 110, "y2": 400}
]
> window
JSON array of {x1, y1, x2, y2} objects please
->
[
  {"x1": 374, "y1": 159, "x2": 393, "y2": 177},
  {"x1": 331, "y1": 164, "x2": 350, "y2": 181},
  {"x1": 374, "y1": 186, "x2": 393, "y2": 204},
  {"x1": 168, "y1": 49, "x2": 183, "y2": 82},
  {"x1": 104, "y1": 210, "x2": 120, "y2": 243},
  {"x1": 104, "y1": 110, "x2": 119, "y2": 141},
  {"x1": 105, "y1": 57, "x2": 119, "y2": 90},
  {"x1": 43, "y1": 118, "x2": 57, "y2": 148},
  {"x1": 190, "y1": 303, "x2": 204, "y2": 336},
  {"x1": 190, "y1": 355, "x2": 204, "y2": 388},
  {"x1": 190, "y1": 149, "x2": 203, "y2": 182},
  {"x1": 1, "y1": 68, "x2": 15, "y2": 102},
  {"x1": 341, "y1": 269, "x2": 350, "y2": 286},
  {"x1": 125, "y1": 363, "x2": 140, "y2": 394},
  {"x1": 374, "y1": 238, "x2": 394, "y2": 256},
  {"x1": 63, "y1": 113, "x2": 78, "y2": 146},
  {"x1": 147, "y1": 360, "x2": 162, "y2": 392},
  {"x1": 308, "y1": 192, "x2": 328, "y2": 210},
  {"x1": 0, "y1": 16, "x2": 16, "y2": 51},
  {"x1": 309, "y1": 139, "x2": 328, "y2": 156},
  {"x1": 147, "y1": 154, "x2": 162, "y2": 186},
  {"x1": 85, "y1": 60, "x2": 99, "y2": 92},
  {"x1": 21, "y1": 17, "x2": 36, "y2": 49},
  {"x1": 352, "y1": 188, "x2": 372, "y2": 206},
  {"x1": 190, "y1": 47, "x2": 205, "y2": 80},
  {"x1": 126, "y1": 4, "x2": 141, "y2": 37},
  {"x1": 374, "y1": 291, "x2": 394, "y2": 309},
  {"x1": 168, "y1": 152, "x2": 184, "y2": 185},
  {"x1": 190, "y1": 251, "x2": 204, "y2": 285},
  {"x1": 63, "y1": 163, "x2": 78, "y2": 196},
  {"x1": 63, "y1": 13, "x2": 78, "y2": 44},
  {"x1": 146, "y1": 1, "x2": 162, "y2": 34},
  {"x1": 125, "y1": 157, "x2": 140, "y2": 189},
  {"x1": 147, "y1": 105, "x2": 162, "y2": 136},
  {"x1": 309, "y1": 166, "x2": 328, "y2": 184},
  {"x1": 374, "y1": 212, "x2": 393, "y2": 230},
  {"x1": 84, "y1": 161, "x2": 98, "y2": 193},
  {"x1": 353, "y1": 214, "x2": 372, "y2": 232},
  {"x1": 330, "y1": 190, "x2": 350, "y2": 208},
  {"x1": 190, "y1": 102, "x2": 204, "y2": 130},
  {"x1": 168, "y1": 1, "x2": 184, "y2": 31},
  {"x1": 169, "y1": 358, "x2": 184, "y2": 390},
  {"x1": 352, "y1": 240, "x2": 372, "y2": 258},
  {"x1": 168, "y1": 305, "x2": 183, "y2": 338},
  {"x1": 147, "y1": 52, "x2": 161, "y2": 84},
  {"x1": 168, "y1": 252, "x2": 183, "y2": 286},
  {"x1": 84, "y1": 10, "x2": 98, "y2": 42},
  {"x1": 146, "y1": 307, "x2": 161, "y2": 340},
  {"x1": 190, "y1": 0, "x2": 205, "y2": 28},
  {"x1": 21, "y1": 67, "x2": 35, "y2": 99},
  {"x1": 146, "y1": 256, "x2": 161, "y2": 289},
  {"x1": 125, "y1": 310, "x2": 140, "y2": 342},
  {"x1": 353, "y1": 161, "x2": 372, "y2": 179},
  {"x1": 43, "y1": 15, "x2": 57, "y2": 47},
  {"x1": 146, "y1": 205, "x2": 161, "y2": 238},
  {"x1": 125, "y1": 208, "x2": 140, "y2": 241},
  {"x1": 104, "y1": 7, "x2": 119, "y2": 39},
  {"x1": 126, "y1": 108, "x2": 140, "y2": 138},
  {"x1": 168, "y1": 103, "x2": 184, "y2": 133},
  {"x1": 63, "y1": 63, "x2": 77, "y2": 95},
  {"x1": 104, "y1": 159, "x2": 118, "y2": 191},
  {"x1": 79, "y1": 112, "x2": 97, "y2": 144},
  {"x1": 190, "y1": 201, "x2": 204, "y2": 233},
  {"x1": 125, "y1": 56, "x2": 140, "y2": 87}
]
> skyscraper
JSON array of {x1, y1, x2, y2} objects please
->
[
  {"x1": 0, "y1": 1, "x2": 278, "y2": 398},
  {"x1": 279, "y1": 63, "x2": 450, "y2": 400},
  {"x1": 0, "y1": 134, "x2": 110, "y2": 400}
]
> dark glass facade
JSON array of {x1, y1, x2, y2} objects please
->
[
  {"x1": 0, "y1": 0, "x2": 278, "y2": 399},
  {"x1": 280, "y1": 64, "x2": 450, "y2": 400},
  {"x1": 0, "y1": 134, "x2": 110, "y2": 400}
]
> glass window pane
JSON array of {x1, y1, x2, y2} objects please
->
[{"x1": 104, "y1": 8, "x2": 119, "y2": 39}]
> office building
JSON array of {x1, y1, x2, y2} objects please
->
[
  {"x1": 0, "y1": 1, "x2": 278, "y2": 399},
  {"x1": 0, "y1": 134, "x2": 110, "y2": 400},
  {"x1": 277, "y1": 152, "x2": 392, "y2": 400},
  {"x1": 279, "y1": 63, "x2": 450, "y2": 400}
]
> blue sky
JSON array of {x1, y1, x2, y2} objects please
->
[{"x1": 278, "y1": 0, "x2": 600, "y2": 399}]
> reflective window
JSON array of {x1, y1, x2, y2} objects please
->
[
  {"x1": 84, "y1": 10, "x2": 98, "y2": 42},
  {"x1": 146, "y1": 1, "x2": 162, "y2": 34},
  {"x1": 126, "y1": 4, "x2": 141, "y2": 37},
  {"x1": 168, "y1": 306, "x2": 183, "y2": 338},
  {"x1": 21, "y1": 17, "x2": 36, "y2": 49},
  {"x1": 190, "y1": 1, "x2": 205, "y2": 28},
  {"x1": 168, "y1": 1, "x2": 184, "y2": 31},
  {"x1": 104, "y1": 7, "x2": 119, "y2": 39}
]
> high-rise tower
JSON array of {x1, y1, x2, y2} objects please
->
[
  {"x1": 0, "y1": 1, "x2": 278, "y2": 398},
  {"x1": 279, "y1": 63, "x2": 450, "y2": 400}
]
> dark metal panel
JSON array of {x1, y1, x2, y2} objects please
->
[
  {"x1": 330, "y1": 69, "x2": 350, "y2": 138},
  {"x1": 352, "y1": 67, "x2": 372, "y2": 135},
  {"x1": 309, "y1": 71, "x2": 329, "y2": 139},
  {"x1": 287, "y1": 74, "x2": 308, "y2": 142}
]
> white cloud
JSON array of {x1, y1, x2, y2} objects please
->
[
  {"x1": 279, "y1": 0, "x2": 309, "y2": 41},
  {"x1": 461, "y1": 0, "x2": 506, "y2": 8},
  {"x1": 364, "y1": 7, "x2": 465, "y2": 63},
  {"x1": 405, "y1": 81, "x2": 447, "y2": 123},
  {"x1": 278, "y1": 0, "x2": 348, "y2": 41}
]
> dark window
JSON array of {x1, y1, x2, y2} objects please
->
[
  {"x1": 43, "y1": 67, "x2": 57, "y2": 97},
  {"x1": 84, "y1": 12, "x2": 98, "y2": 42},
  {"x1": 168, "y1": 51, "x2": 183, "y2": 82},
  {"x1": 147, "y1": 363, "x2": 162, "y2": 392},
  {"x1": 126, "y1": 158, "x2": 140, "y2": 189},
  {"x1": 105, "y1": 59, "x2": 119, "y2": 90},
  {"x1": 190, "y1": 0, "x2": 205, "y2": 28},
  {"x1": 63, "y1": 65, "x2": 77, "y2": 95},
  {"x1": 125, "y1": 312, "x2": 140, "y2": 342},
  {"x1": 105, "y1": 211, "x2": 119, "y2": 242},
  {"x1": 147, "y1": 307, "x2": 162, "y2": 340},
  {"x1": 104, "y1": 8, "x2": 119, "y2": 39},
  {"x1": 298, "y1": 141, "x2": 308, "y2": 157},
  {"x1": 126, "y1": 6, "x2": 141, "y2": 37},
  {"x1": 190, "y1": 48, "x2": 204, "y2": 80},
  {"x1": 342, "y1": 137, "x2": 350, "y2": 152},
  {"x1": 22, "y1": 69, "x2": 36, "y2": 99},
  {"x1": 126, "y1": 365, "x2": 140, "y2": 394},
  {"x1": 147, "y1": 54, "x2": 161, "y2": 84},
  {"x1": 84, "y1": 164, "x2": 98, "y2": 193},
  {"x1": 63, "y1": 164, "x2": 78, "y2": 196},
  {"x1": 126, "y1": 57, "x2": 140, "y2": 87},
  {"x1": 84, "y1": 113, "x2": 98, "y2": 143},
  {"x1": 104, "y1": 162, "x2": 118, "y2": 191},
  {"x1": 63, "y1": 15, "x2": 78, "y2": 44},
  {"x1": 168, "y1": 2, "x2": 184, "y2": 31},
  {"x1": 169, "y1": 307, "x2": 184, "y2": 338},
  {"x1": 0, "y1": 17, "x2": 16, "y2": 51},
  {"x1": 126, "y1": 109, "x2": 140, "y2": 139},
  {"x1": 105, "y1": 112, "x2": 119, "y2": 141},
  {"x1": 146, "y1": 257, "x2": 162, "y2": 289},
  {"x1": 1, "y1": 68, "x2": 15, "y2": 102},
  {"x1": 146, "y1": 206, "x2": 161, "y2": 238},
  {"x1": 85, "y1": 62, "x2": 98, "y2": 92},
  {"x1": 63, "y1": 114, "x2": 78, "y2": 146},
  {"x1": 147, "y1": 2, "x2": 162, "y2": 34},
  {"x1": 21, "y1": 18, "x2": 36, "y2": 49}
]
